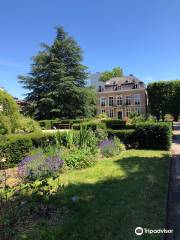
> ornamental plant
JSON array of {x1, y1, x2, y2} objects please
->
[
  {"x1": 17, "y1": 148, "x2": 64, "y2": 181},
  {"x1": 99, "y1": 137, "x2": 125, "y2": 157}
]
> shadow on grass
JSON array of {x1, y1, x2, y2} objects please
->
[{"x1": 0, "y1": 152, "x2": 170, "y2": 240}]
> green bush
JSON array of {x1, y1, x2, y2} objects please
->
[
  {"x1": 39, "y1": 120, "x2": 52, "y2": 129},
  {"x1": 99, "y1": 137, "x2": 125, "y2": 157},
  {"x1": 0, "y1": 132, "x2": 66, "y2": 168},
  {"x1": 72, "y1": 122, "x2": 105, "y2": 131},
  {"x1": 102, "y1": 119, "x2": 126, "y2": 129},
  {"x1": 0, "y1": 137, "x2": 33, "y2": 169},
  {"x1": 0, "y1": 115, "x2": 11, "y2": 135},
  {"x1": 17, "y1": 117, "x2": 41, "y2": 133},
  {"x1": 107, "y1": 123, "x2": 172, "y2": 150},
  {"x1": 107, "y1": 129, "x2": 136, "y2": 147},
  {"x1": 135, "y1": 122, "x2": 172, "y2": 150},
  {"x1": 63, "y1": 147, "x2": 96, "y2": 169}
]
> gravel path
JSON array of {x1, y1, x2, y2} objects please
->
[{"x1": 166, "y1": 122, "x2": 180, "y2": 240}]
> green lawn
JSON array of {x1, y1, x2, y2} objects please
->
[{"x1": 3, "y1": 150, "x2": 170, "y2": 240}]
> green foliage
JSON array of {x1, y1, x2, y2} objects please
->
[
  {"x1": 102, "y1": 119, "x2": 133, "y2": 130},
  {"x1": 107, "y1": 129, "x2": 136, "y2": 147},
  {"x1": 0, "y1": 150, "x2": 170, "y2": 239},
  {"x1": 99, "y1": 137, "x2": 125, "y2": 157},
  {"x1": 77, "y1": 126, "x2": 98, "y2": 154},
  {"x1": 0, "y1": 115, "x2": 11, "y2": 135},
  {"x1": 0, "y1": 132, "x2": 59, "y2": 168},
  {"x1": 164, "y1": 114, "x2": 174, "y2": 122},
  {"x1": 0, "y1": 137, "x2": 33, "y2": 169},
  {"x1": 0, "y1": 90, "x2": 40, "y2": 135},
  {"x1": 17, "y1": 116, "x2": 41, "y2": 133},
  {"x1": 135, "y1": 123, "x2": 172, "y2": 150},
  {"x1": 72, "y1": 121, "x2": 105, "y2": 131},
  {"x1": 0, "y1": 90, "x2": 20, "y2": 134},
  {"x1": 147, "y1": 80, "x2": 180, "y2": 121},
  {"x1": 107, "y1": 122, "x2": 172, "y2": 150},
  {"x1": 19, "y1": 26, "x2": 96, "y2": 120},
  {"x1": 94, "y1": 126, "x2": 108, "y2": 143},
  {"x1": 18, "y1": 147, "x2": 64, "y2": 181},
  {"x1": 63, "y1": 147, "x2": 96, "y2": 169},
  {"x1": 100, "y1": 67, "x2": 123, "y2": 82}
]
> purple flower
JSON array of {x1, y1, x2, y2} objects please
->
[
  {"x1": 17, "y1": 151, "x2": 64, "y2": 180},
  {"x1": 99, "y1": 139, "x2": 113, "y2": 148}
]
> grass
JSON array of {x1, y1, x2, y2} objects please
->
[{"x1": 1, "y1": 150, "x2": 170, "y2": 240}]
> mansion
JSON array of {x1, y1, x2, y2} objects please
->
[{"x1": 96, "y1": 75, "x2": 147, "y2": 119}]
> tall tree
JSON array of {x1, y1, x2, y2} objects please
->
[
  {"x1": 147, "y1": 80, "x2": 180, "y2": 120},
  {"x1": 99, "y1": 67, "x2": 123, "y2": 82},
  {"x1": 19, "y1": 27, "x2": 95, "y2": 119}
]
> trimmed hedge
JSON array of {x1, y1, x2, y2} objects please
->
[
  {"x1": 39, "y1": 119, "x2": 91, "y2": 130},
  {"x1": 72, "y1": 122, "x2": 106, "y2": 131},
  {"x1": 0, "y1": 132, "x2": 67, "y2": 168},
  {"x1": 135, "y1": 123, "x2": 172, "y2": 150},
  {"x1": 107, "y1": 122, "x2": 172, "y2": 150},
  {"x1": 107, "y1": 129, "x2": 136, "y2": 147}
]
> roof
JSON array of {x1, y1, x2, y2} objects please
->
[{"x1": 105, "y1": 76, "x2": 142, "y2": 86}]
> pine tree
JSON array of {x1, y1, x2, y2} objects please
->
[{"x1": 19, "y1": 27, "x2": 95, "y2": 119}]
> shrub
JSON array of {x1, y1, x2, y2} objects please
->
[
  {"x1": 99, "y1": 137, "x2": 125, "y2": 157},
  {"x1": 102, "y1": 119, "x2": 126, "y2": 129},
  {"x1": 63, "y1": 147, "x2": 96, "y2": 169},
  {"x1": 164, "y1": 114, "x2": 174, "y2": 122},
  {"x1": 17, "y1": 148, "x2": 64, "y2": 181},
  {"x1": 17, "y1": 117, "x2": 41, "y2": 133},
  {"x1": 0, "y1": 132, "x2": 64, "y2": 168},
  {"x1": 72, "y1": 122, "x2": 105, "y2": 131},
  {"x1": 107, "y1": 123, "x2": 172, "y2": 150},
  {"x1": 107, "y1": 129, "x2": 136, "y2": 147},
  {"x1": 135, "y1": 123, "x2": 172, "y2": 150},
  {"x1": 0, "y1": 115, "x2": 11, "y2": 135},
  {"x1": 0, "y1": 137, "x2": 33, "y2": 169},
  {"x1": 39, "y1": 120, "x2": 52, "y2": 129},
  {"x1": 95, "y1": 126, "x2": 108, "y2": 143}
]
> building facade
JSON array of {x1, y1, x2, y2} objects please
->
[{"x1": 96, "y1": 75, "x2": 147, "y2": 119}]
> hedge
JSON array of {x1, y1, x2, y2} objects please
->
[
  {"x1": 39, "y1": 119, "x2": 91, "y2": 130},
  {"x1": 135, "y1": 122, "x2": 172, "y2": 150},
  {"x1": 107, "y1": 129, "x2": 136, "y2": 147},
  {"x1": 0, "y1": 132, "x2": 69, "y2": 168},
  {"x1": 72, "y1": 122, "x2": 106, "y2": 131},
  {"x1": 107, "y1": 122, "x2": 172, "y2": 150}
]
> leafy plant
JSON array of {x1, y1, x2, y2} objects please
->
[
  {"x1": 17, "y1": 148, "x2": 64, "y2": 181},
  {"x1": 99, "y1": 137, "x2": 125, "y2": 157},
  {"x1": 63, "y1": 147, "x2": 96, "y2": 169}
]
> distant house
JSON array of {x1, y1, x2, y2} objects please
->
[
  {"x1": 14, "y1": 97, "x2": 29, "y2": 113},
  {"x1": 96, "y1": 75, "x2": 148, "y2": 119}
]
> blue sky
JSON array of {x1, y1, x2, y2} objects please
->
[{"x1": 1, "y1": 0, "x2": 180, "y2": 98}]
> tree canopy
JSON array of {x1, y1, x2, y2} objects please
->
[
  {"x1": 99, "y1": 67, "x2": 123, "y2": 82},
  {"x1": 147, "y1": 80, "x2": 180, "y2": 120},
  {"x1": 19, "y1": 26, "x2": 96, "y2": 119}
]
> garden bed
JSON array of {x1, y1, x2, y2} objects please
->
[{"x1": 0, "y1": 150, "x2": 170, "y2": 239}]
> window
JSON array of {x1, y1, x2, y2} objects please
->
[
  {"x1": 101, "y1": 109, "x2": 106, "y2": 113},
  {"x1": 100, "y1": 97, "x2": 106, "y2": 106},
  {"x1": 109, "y1": 109, "x2": 114, "y2": 118},
  {"x1": 126, "y1": 108, "x2": 131, "y2": 117},
  {"x1": 135, "y1": 107, "x2": 141, "y2": 114},
  {"x1": 134, "y1": 94, "x2": 141, "y2": 105},
  {"x1": 125, "y1": 95, "x2": 131, "y2": 105},
  {"x1": 98, "y1": 86, "x2": 104, "y2": 92},
  {"x1": 117, "y1": 95, "x2": 123, "y2": 106},
  {"x1": 109, "y1": 97, "x2": 114, "y2": 106}
]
